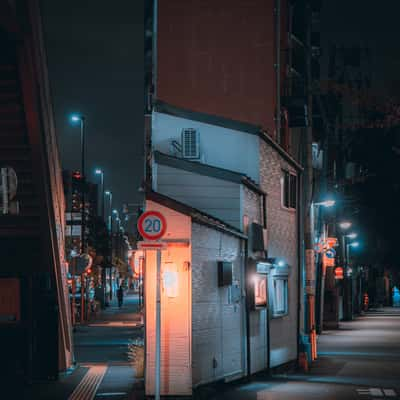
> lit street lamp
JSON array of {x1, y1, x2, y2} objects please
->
[
  {"x1": 339, "y1": 221, "x2": 352, "y2": 230},
  {"x1": 70, "y1": 113, "x2": 86, "y2": 253},
  {"x1": 70, "y1": 113, "x2": 86, "y2": 323},
  {"x1": 310, "y1": 198, "x2": 336, "y2": 338},
  {"x1": 314, "y1": 199, "x2": 336, "y2": 208},
  {"x1": 95, "y1": 169, "x2": 105, "y2": 219},
  {"x1": 343, "y1": 234, "x2": 360, "y2": 321},
  {"x1": 105, "y1": 191, "x2": 113, "y2": 231}
]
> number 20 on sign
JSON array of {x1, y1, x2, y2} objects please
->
[{"x1": 137, "y1": 210, "x2": 167, "y2": 241}]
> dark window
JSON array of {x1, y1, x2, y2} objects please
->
[
  {"x1": 282, "y1": 171, "x2": 297, "y2": 209},
  {"x1": 290, "y1": 174, "x2": 297, "y2": 208}
]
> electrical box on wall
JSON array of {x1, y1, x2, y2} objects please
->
[{"x1": 217, "y1": 261, "x2": 233, "y2": 287}]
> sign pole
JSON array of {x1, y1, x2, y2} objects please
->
[
  {"x1": 155, "y1": 248, "x2": 161, "y2": 400},
  {"x1": 137, "y1": 209, "x2": 167, "y2": 399}
]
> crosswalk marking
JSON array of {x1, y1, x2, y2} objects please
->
[
  {"x1": 383, "y1": 389, "x2": 397, "y2": 397},
  {"x1": 370, "y1": 388, "x2": 384, "y2": 397},
  {"x1": 356, "y1": 388, "x2": 397, "y2": 398}
]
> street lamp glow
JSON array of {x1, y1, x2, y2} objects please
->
[
  {"x1": 339, "y1": 221, "x2": 352, "y2": 230},
  {"x1": 112, "y1": 209, "x2": 118, "y2": 215},
  {"x1": 70, "y1": 114, "x2": 82, "y2": 123},
  {"x1": 277, "y1": 260, "x2": 286, "y2": 267},
  {"x1": 315, "y1": 200, "x2": 335, "y2": 208},
  {"x1": 95, "y1": 168, "x2": 103, "y2": 175},
  {"x1": 347, "y1": 233, "x2": 357, "y2": 239},
  {"x1": 350, "y1": 242, "x2": 360, "y2": 248},
  {"x1": 105, "y1": 190, "x2": 111, "y2": 196}
]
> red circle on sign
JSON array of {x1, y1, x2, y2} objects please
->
[{"x1": 137, "y1": 211, "x2": 167, "y2": 241}]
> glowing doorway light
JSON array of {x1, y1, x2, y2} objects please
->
[{"x1": 162, "y1": 262, "x2": 179, "y2": 298}]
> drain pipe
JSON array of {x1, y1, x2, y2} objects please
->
[
  {"x1": 275, "y1": 0, "x2": 281, "y2": 144},
  {"x1": 297, "y1": 169, "x2": 303, "y2": 365},
  {"x1": 244, "y1": 242, "x2": 251, "y2": 378}
]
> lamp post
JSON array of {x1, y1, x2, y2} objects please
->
[
  {"x1": 341, "y1": 218, "x2": 359, "y2": 321},
  {"x1": 71, "y1": 114, "x2": 86, "y2": 323},
  {"x1": 112, "y1": 209, "x2": 119, "y2": 233},
  {"x1": 109, "y1": 209, "x2": 119, "y2": 301},
  {"x1": 105, "y1": 191, "x2": 113, "y2": 231},
  {"x1": 339, "y1": 222, "x2": 351, "y2": 322},
  {"x1": 71, "y1": 114, "x2": 86, "y2": 254},
  {"x1": 95, "y1": 169, "x2": 104, "y2": 219},
  {"x1": 347, "y1": 241, "x2": 360, "y2": 313},
  {"x1": 307, "y1": 198, "x2": 335, "y2": 358}
]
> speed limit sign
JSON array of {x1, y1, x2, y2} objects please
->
[{"x1": 137, "y1": 210, "x2": 167, "y2": 241}]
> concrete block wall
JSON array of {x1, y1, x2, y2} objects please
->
[
  {"x1": 191, "y1": 223, "x2": 246, "y2": 386},
  {"x1": 259, "y1": 139, "x2": 299, "y2": 367}
]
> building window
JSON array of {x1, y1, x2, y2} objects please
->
[
  {"x1": 272, "y1": 277, "x2": 288, "y2": 316},
  {"x1": 282, "y1": 171, "x2": 297, "y2": 209}
]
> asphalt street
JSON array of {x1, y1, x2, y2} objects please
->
[
  {"x1": 21, "y1": 306, "x2": 400, "y2": 399},
  {"x1": 73, "y1": 295, "x2": 143, "y2": 364},
  {"x1": 202, "y1": 307, "x2": 400, "y2": 400}
]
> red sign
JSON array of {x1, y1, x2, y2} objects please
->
[
  {"x1": 334, "y1": 267, "x2": 344, "y2": 280},
  {"x1": 137, "y1": 241, "x2": 167, "y2": 250},
  {"x1": 137, "y1": 211, "x2": 167, "y2": 241}
]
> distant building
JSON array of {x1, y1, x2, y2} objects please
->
[{"x1": 62, "y1": 170, "x2": 98, "y2": 259}]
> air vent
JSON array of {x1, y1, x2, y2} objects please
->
[{"x1": 181, "y1": 128, "x2": 200, "y2": 159}]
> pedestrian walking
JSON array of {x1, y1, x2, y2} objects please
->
[{"x1": 117, "y1": 285, "x2": 124, "y2": 308}]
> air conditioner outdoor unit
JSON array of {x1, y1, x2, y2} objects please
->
[{"x1": 181, "y1": 128, "x2": 200, "y2": 159}]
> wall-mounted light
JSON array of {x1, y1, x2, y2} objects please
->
[{"x1": 162, "y1": 262, "x2": 179, "y2": 298}]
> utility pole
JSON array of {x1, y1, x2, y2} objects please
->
[
  {"x1": 304, "y1": 0, "x2": 317, "y2": 363},
  {"x1": 80, "y1": 116, "x2": 86, "y2": 323}
]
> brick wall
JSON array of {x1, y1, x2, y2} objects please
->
[
  {"x1": 242, "y1": 185, "x2": 262, "y2": 230},
  {"x1": 157, "y1": 0, "x2": 278, "y2": 136},
  {"x1": 191, "y1": 223, "x2": 246, "y2": 386},
  {"x1": 259, "y1": 138, "x2": 299, "y2": 367}
]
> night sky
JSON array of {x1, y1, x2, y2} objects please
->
[
  {"x1": 40, "y1": 0, "x2": 144, "y2": 212},
  {"x1": 321, "y1": 0, "x2": 400, "y2": 93},
  {"x1": 39, "y1": 0, "x2": 400, "y2": 252}
]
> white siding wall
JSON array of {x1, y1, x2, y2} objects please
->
[
  {"x1": 191, "y1": 223, "x2": 246, "y2": 386},
  {"x1": 152, "y1": 111, "x2": 260, "y2": 183},
  {"x1": 154, "y1": 163, "x2": 241, "y2": 229}
]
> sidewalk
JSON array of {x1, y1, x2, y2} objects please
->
[
  {"x1": 193, "y1": 308, "x2": 400, "y2": 400},
  {"x1": 19, "y1": 292, "x2": 145, "y2": 400},
  {"x1": 19, "y1": 365, "x2": 145, "y2": 400}
]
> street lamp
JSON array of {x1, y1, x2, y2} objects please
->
[
  {"x1": 339, "y1": 221, "x2": 352, "y2": 230},
  {"x1": 71, "y1": 113, "x2": 87, "y2": 323},
  {"x1": 112, "y1": 209, "x2": 119, "y2": 233},
  {"x1": 314, "y1": 199, "x2": 336, "y2": 208},
  {"x1": 70, "y1": 113, "x2": 86, "y2": 253},
  {"x1": 94, "y1": 169, "x2": 105, "y2": 219},
  {"x1": 310, "y1": 198, "x2": 336, "y2": 339},
  {"x1": 343, "y1": 236, "x2": 360, "y2": 321},
  {"x1": 105, "y1": 191, "x2": 112, "y2": 231}
]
